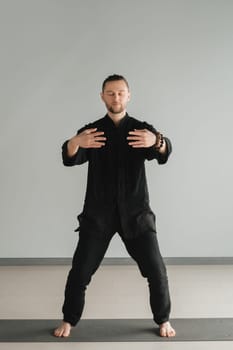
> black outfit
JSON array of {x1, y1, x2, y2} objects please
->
[{"x1": 61, "y1": 113, "x2": 172, "y2": 326}]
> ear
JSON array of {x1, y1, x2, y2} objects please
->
[
  {"x1": 100, "y1": 92, "x2": 104, "y2": 101},
  {"x1": 127, "y1": 91, "x2": 131, "y2": 102}
]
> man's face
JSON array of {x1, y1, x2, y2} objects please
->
[{"x1": 101, "y1": 80, "x2": 130, "y2": 115}]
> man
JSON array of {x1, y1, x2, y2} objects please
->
[{"x1": 54, "y1": 74, "x2": 176, "y2": 338}]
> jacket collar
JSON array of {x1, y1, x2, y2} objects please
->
[{"x1": 104, "y1": 113, "x2": 129, "y2": 128}]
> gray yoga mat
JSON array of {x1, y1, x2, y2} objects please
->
[{"x1": 0, "y1": 318, "x2": 233, "y2": 342}]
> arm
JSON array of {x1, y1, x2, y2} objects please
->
[
  {"x1": 127, "y1": 122, "x2": 172, "y2": 164},
  {"x1": 146, "y1": 136, "x2": 172, "y2": 164},
  {"x1": 62, "y1": 126, "x2": 106, "y2": 166},
  {"x1": 62, "y1": 139, "x2": 87, "y2": 166}
]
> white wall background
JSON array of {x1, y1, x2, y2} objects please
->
[{"x1": 0, "y1": 0, "x2": 232, "y2": 258}]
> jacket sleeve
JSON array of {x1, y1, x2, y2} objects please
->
[
  {"x1": 143, "y1": 122, "x2": 172, "y2": 164},
  {"x1": 62, "y1": 124, "x2": 91, "y2": 166}
]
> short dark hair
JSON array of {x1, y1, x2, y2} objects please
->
[{"x1": 102, "y1": 74, "x2": 129, "y2": 92}]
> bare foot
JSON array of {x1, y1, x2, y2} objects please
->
[
  {"x1": 54, "y1": 321, "x2": 72, "y2": 337},
  {"x1": 159, "y1": 321, "x2": 176, "y2": 337}
]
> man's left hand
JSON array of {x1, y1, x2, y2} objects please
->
[{"x1": 127, "y1": 129, "x2": 156, "y2": 148}]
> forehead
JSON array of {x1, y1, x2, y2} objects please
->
[{"x1": 104, "y1": 80, "x2": 129, "y2": 92}]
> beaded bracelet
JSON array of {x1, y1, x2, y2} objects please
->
[{"x1": 154, "y1": 132, "x2": 164, "y2": 150}]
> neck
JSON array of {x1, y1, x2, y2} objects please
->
[{"x1": 107, "y1": 110, "x2": 126, "y2": 126}]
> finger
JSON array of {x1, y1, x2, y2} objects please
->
[
  {"x1": 127, "y1": 136, "x2": 141, "y2": 140},
  {"x1": 94, "y1": 136, "x2": 107, "y2": 141},
  {"x1": 88, "y1": 143, "x2": 105, "y2": 148},
  {"x1": 85, "y1": 128, "x2": 98, "y2": 134},
  {"x1": 93, "y1": 131, "x2": 105, "y2": 136},
  {"x1": 128, "y1": 130, "x2": 145, "y2": 136},
  {"x1": 130, "y1": 143, "x2": 145, "y2": 148},
  {"x1": 93, "y1": 141, "x2": 106, "y2": 146},
  {"x1": 128, "y1": 141, "x2": 145, "y2": 146},
  {"x1": 128, "y1": 140, "x2": 144, "y2": 144}
]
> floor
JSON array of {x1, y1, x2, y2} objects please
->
[{"x1": 0, "y1": 264, "x2": 233, "y2": 349}]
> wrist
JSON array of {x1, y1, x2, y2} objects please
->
[
  {"x1": 67, "y1": 137, "x2": 80, "y2": 157},
  {"x1": 154, "y1": 131, "x2": 164, "y2": 150}
]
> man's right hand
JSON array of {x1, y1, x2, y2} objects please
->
[
  {"x1": 76, "y1": 128, "x2": 106, "y2": 148},
  {"x1": 67, "y1": 128, "x2": 106, "y2": 157}
]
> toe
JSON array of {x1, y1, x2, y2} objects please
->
[
  {"x1": 159, "y1": 327, "x2": 167, "y2": 337},
  {"x1": 159, "y1": 322, "x2": 176, "y2": 338},
  {"x1": 170, "y1": 328, "x2": 176, "y2": 337},
  {"x1": 54, "y1": 328, "x2": 61, "y2": 337},
  {"x1": 63, "y1": 328, "x2": 70, "y2": 337},
  {"x1": 167, "y1": 326, "x2": 176, "y2": 337},
  {"x1": 54, "y1": 326, "x2": 65, "y2": 338}
]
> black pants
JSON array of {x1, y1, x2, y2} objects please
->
[{"x1": 62, "y1": 211, "x2": 171, "y2": 326}]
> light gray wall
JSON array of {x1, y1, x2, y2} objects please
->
[{"x1": 0, "y1": 0, "x2": 232, "y2": 258}]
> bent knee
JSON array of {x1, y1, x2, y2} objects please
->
[{"x1": 138, "y1": 260, "x2": 168, "y2": 280}]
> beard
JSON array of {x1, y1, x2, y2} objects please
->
[{"x1": 106, "y1": 103, "x2": 125, "y2": 114}]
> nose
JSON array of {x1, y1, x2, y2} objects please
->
[{"x1": 113, "y1": 93, "x2": 120, "y2": 102}]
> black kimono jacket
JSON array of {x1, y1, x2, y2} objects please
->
[{"x1": 62, "y1": 113, "x2": 172, "y2": 239}]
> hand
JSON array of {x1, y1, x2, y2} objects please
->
[
  {"x1": 75, "y1": 128, "x2": 106, "y2": 148},
  {"x1": 127, "y1": 129, "x2": 156, "y2": 148}
]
